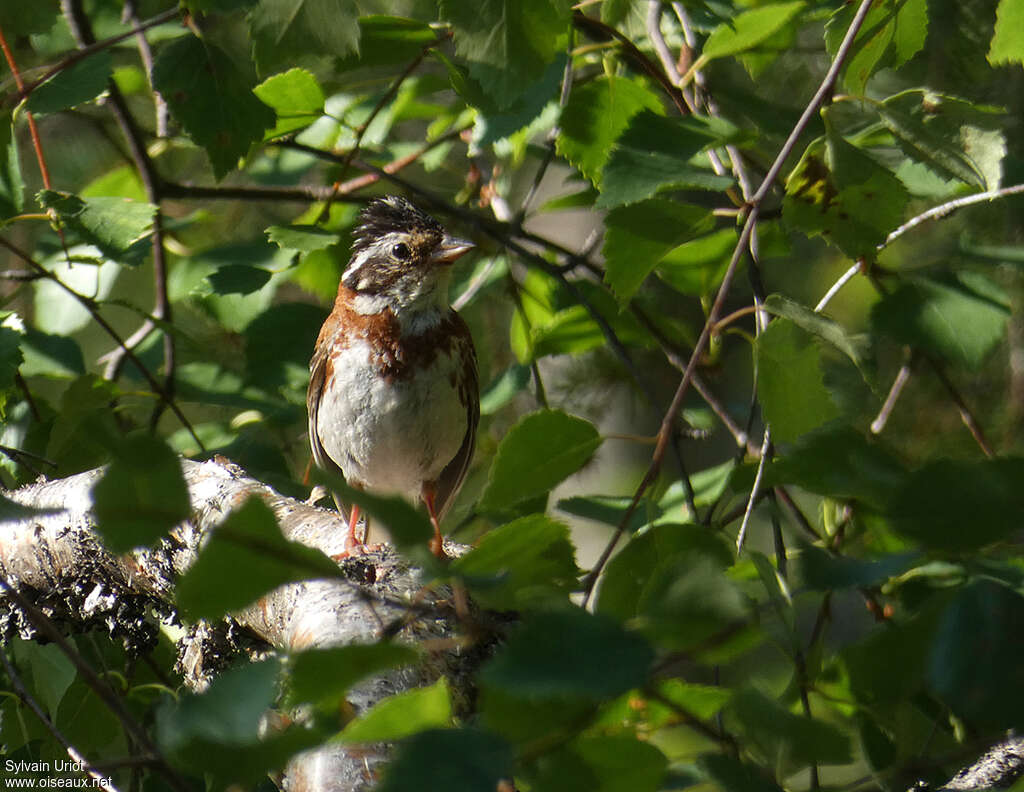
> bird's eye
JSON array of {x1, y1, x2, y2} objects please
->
[{"x1": 391, "y1": 242, "x2": 411, "y2": 260}]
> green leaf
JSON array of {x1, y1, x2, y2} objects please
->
[
  {"x1": 0, "y1": 0, "x2": 59, "y2": 35},
  {"x1": 656, "y1": 228, "x2": 737, "y2": 298},
  {"x1": 598, "y1": 111, "x2": 734, "y2": 208},
  {"x1": 438, "y1": 0, "x2": 569, "y2": 109},
  {"x1": 730, "y1": 688, "x2": 852, "y2": 770},
  {"x1": 152, "y1": 36, "x2": 275, "y2": 180},
  {"x1": 19, "y1": 328, "x2": 85, "y2": 378},
  {"x1": 253, "y1": 68, "x2": 325, "y2": 138},
  {"x1": 38, "y1": 190, "x2": 156, "y2": 260},
  {"x1": 91, "y1": 434, "x2": 190, "y2": 552},
  {"x1": 765, "y1": 424, "x2": 907, "y2": 508},
  {"x1": 452, "y1": 515, "x2": 579, "y2": 610},
  {"x1": 13, "y1": 640, "x2": 75, "y2": 719},
  {"x1": 0, "y1": 322, "x2": 23, "y2": 400},
  {"x1": 657, "y1": 679, "x2": 733, "y2": 720},
  {"x1": 243, "y1": 302, "x2": 328, "y2": 390},
  {"x1": 309, "y1": 468, "x2": 433, "y2": 553},
  {"x1": 602, "y1": 201, "x2": 714, "y2": 304},
  {"x1": 927, "y1": 580, "x2": 1024, "y2": 729},
  {"x1": 556, "y1": 75, "x2": 663, "y2": 185},
  {"x1": 698, "y1": 753, "x2": 785, "y2": 792},
  {"x1": 479, "y1": 364, "x2": 531, "y2": 415},
  {"x1": 843, "y1": 609, "x2": 939, "y2": 708},
  {"x1": 797, "y1": 543, "x2": 916, "y2": 591},
  {"x1": 25, "y1": 50, "x2": 112, "y2": 115},
  {"x1": 158, "y1": 658, "x2": 318, "y2": 784},
  {"x1": 782, "y1": 127, "x2": 909, "y2": 258},
  {"x1": 175, "y1": 496, "x2": 340, "y2": 621},
  {"x1": 479, "y1": 409, "x2": 602, "y2": 512},
  {"x1": 207, "y1": 264, "x2": 272, "y2": 295},
  {"x1": 482, "y1": 608, "x2": 653, "y2": 700},
  {"x1": 825, "y1": 0, "x2": 927, "y2": 94},
  {"x1": 878, "y1": 90, "x2": 1006, "y2": 190},
  {"x1": 337, "y1": 16, "x2": 438, "y2": 70},
  {"x1": 887, "y1": 458, "x2": 1024, "y2": 552},
  {"x1": 0, "y1": 115, "x2": 24, "y2": 220},
  {"x1": 763, "y1": 294, "x2": 871, "y2": 376},
  {"x1": 340, "y1": 678, "x2": 452, "y2": 743},
  {"x1": 266, "y1": 224, "x2": 339, "y2": 253},
  {"x1": 248, "y1": 0, "x2": 360, "y2": 76},
  {"x1": 597, "y1": 523, "x2": 734, "y2": 621},
  {"x1": 701, "y1": 2, "x2": 805, "y2": 61},
  {"x1": 377, "y1": 728, "x2": 514, "y2": 792},
  {"x1": 988, "y1": 0, "x2": 1024, "y2": 65},
  {"x1": 530, "y1": 735, "x2": 668, "y2": 792},
  {"x1": 756, "y1": 319, "x2": 840, "y2": 443},
  {"x1": 634, "y1": 551, "x2": 751, "y2": 653},
  {"x1": 288, "y1": 643, "x2": 419, "y2": 711},
  {"x1": 870, "y1": 272, "x2": 1009, "y2": 369}
]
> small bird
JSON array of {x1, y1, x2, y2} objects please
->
[{"x1": 307, "y1": 196, "x2": 479, "y2": 558}]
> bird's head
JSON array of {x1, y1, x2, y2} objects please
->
[{"x1": 341, "y1": 196, "x2": 474, "y2": 315}]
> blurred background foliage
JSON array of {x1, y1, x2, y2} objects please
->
[{"x1": 1, "y1": 0, "x2": 1024, "y2": 790}]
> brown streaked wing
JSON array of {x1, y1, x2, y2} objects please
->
[
  {"x1": 432, "y1": 313, "x2": 479, "y2": 520},
  {"x1": 307, "y1": 319, "x2": 350, "y2": 518}
]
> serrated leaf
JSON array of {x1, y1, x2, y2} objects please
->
[
  {"x1": 701, "y1": 2, "x2": 805, "y2": 61},
  {"x1": 248, "y1": 0, "x2": 360, "y2": 76},
  {"x1": 782, "y1": 127, "x2": 909, "y2": 258},
  {"x1": 730, "y1": 688, "x2": 852, "y2": 771},
  {"x1": 14, "y1": 640, "x2": 75, "y2": 719},
  {"x1": 266, "y1": 224, "x2": 339, "y2": 253},
  {"x1": 38, "y1": 190, "x2": 156, "y2": 260},
  {"x1": 0, "y1": 0, "x2": 59, "y2": 35},
  {"x1": 825, "y1": 0, "x2": 927, "y2": 94},
  {"x1": 888, "y1": 458, "x2": 1024, "y2": 552},
  {"x1": 927, "y1": 580, "x2": 1024, "y2": 729},
  {"x1": 152, "y1": 36, "x2": 275, "y2": 180},
  {"x1": 288, "y1": 643, "x2": 419, "y2": 710},
  {"x1": 175, "y1": 496, "x2": 340, "y2": 621},
  {"x1": 452, "y1": 515, "x2": 579, "y2": 610},
  {"x1": 253, "y1": 68, "x2": 325, "y2": 138},
  {"x1": 556, "y1": 75, "x2": 663, "y2": 185},
  {"x1": 207, "y1": 264, "x2": 272, "y2": 295},
  {"x1": 91, "y1": 434, "x2": 191, "y2": 552},
  {"x1": 656, "y1": 228, "x2": 737, "y2": 297},
  {"x1": 764, "y1": 424, "x2": 907, "y2": 508},
  {"x1": 757, "y1": 319, "x2": 840, "y2": 443},
  {"x1": 19, "y1": 328, "x2": 85, "y2": 378},
  {"x1": 878, "y1": 90, "x2": 1006, "y2": 190},
  {"x1": 602, "y1": 201, "x2": 714, "y2": 304},
  {"x1": 597, "y1": 523, "x2": 734, "y2": 621},
  {"x1": 598, "y1": 111, "x2": 734, "y2": 208},
  {"x1": 479, "y1": 409, "x2": 602, "y2": 512},
  {"x1": 988, "y1": 0, "x2": 1024, "y2": 65},
  {"x1": 870, "y1": 272, "x2": 1009, "y2": 369},
  {"x1": 0, "y1": 115, "x2": 24, "y2": 220},
  {"x1": 309, "y1": 468, "x2": 433, "y2": 553},
  {"x1": 340, "y1": 678, "x2": 452, "y2": 743},
  {"x1": 438, "y1": 0, "x2": 569, "y2": 109},
  {"x1": 479, "y1": 363, "x2": 530, "y2": 415},
  {"x1": 699, "y1": 753, "x2": 785, "y2": 792},
  {"x1": 25, "y1": 50, "x2": 112, "y2": 115},
  {"x1": 764, "y1": 294, "x2": 871, "y2": 376},
  {"x1": 338, "y1": 16, "x2": 438, "y2": 70},
  {"x1": 377, "y1": 728, "x2": 514, "y2": 792},
  {"x1": 482, "y1": 608, "x2": 653, "y2": 700},
  {"x1": 0, "y1": 323, "x2": 23, "y2": 397},
  {"x1": 657, "y1": 680, "x2": 733, "y2": 721},
  {"x1": 531, "y1": 735, "x2": 668, "y2": 792}
]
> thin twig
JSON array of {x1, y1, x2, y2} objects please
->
[
  {"x1": 814, "y1": 261, "x2": 862, "y2": 312},
  {"x1": 883, "y1": 183, "x2": 1024, "y2": 248},
  {"x1": 736, "y1": 427, "x2": 771, "y2": 554},
  {"x1": 870, "y1": 351, "x2": 916, "y2": 434}
]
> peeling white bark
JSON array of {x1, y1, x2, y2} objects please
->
[{"x1": 0, "y1": 458, "x2": 467, "y2": 792}]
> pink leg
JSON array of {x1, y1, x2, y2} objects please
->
[{"x1": 422, "y1": 485, "x2": 447, "y2": 559}]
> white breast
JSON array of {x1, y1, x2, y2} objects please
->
[{"x1": 316, "y1": 336, "x2": 467, "y2": 504}]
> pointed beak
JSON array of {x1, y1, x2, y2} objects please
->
[{"x1": 431, "y1": 235, "x2": 475, "y2": 266}]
